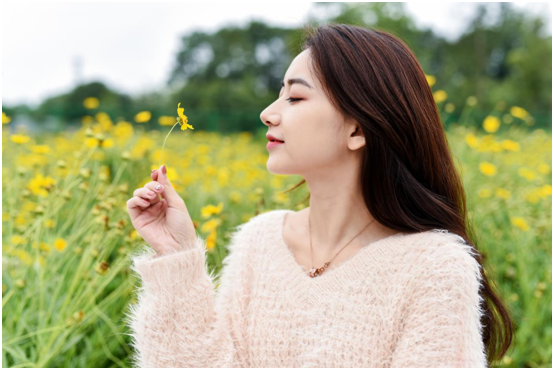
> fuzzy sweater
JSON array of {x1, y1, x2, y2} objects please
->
[{"x1": 125, "y1": 209, "x2": 488, "y2": 368}]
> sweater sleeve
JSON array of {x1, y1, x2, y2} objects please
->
[
  {"x1": 124, "y1": 219, "x2": 257, "y2": 368},
  {"x1": 390, "y1": 237, "x2": 488, "y2": 368}
]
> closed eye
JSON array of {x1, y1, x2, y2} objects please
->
[{"x1": 286, "y1": 97, "x2": 302, "y2": 103}]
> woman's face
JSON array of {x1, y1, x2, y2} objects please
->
[{"x1": 260, "y1": 49, "x2": 364, "y2": 177}]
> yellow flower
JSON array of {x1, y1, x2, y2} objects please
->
[
  {"x1": 444, "y1": 103, "x2": 455, "y2": 113},
  {"x1": 495, "y1": 188, "x2": 511, "y2": 199},
  {"x1": 201, "y1": 218, "x2": 222, "y2": 233},
  {"x1": 482, "y1": 116, "x2": 501, "y2": 133},
  {"x1": 31, "y1": 145, "x2": 51, "y2": 155},
  {"x1": 501, "y1": 140, "x2": 520, "y2": 152},
  {"x1": 206, "y1": 229, "x2": 217, "y2": 250},
  {"x1": 54, "y1": 238, "x2": 67, "y2": 252},
  {"x1": 433, "y1": 90, "x2": 447, "y2": 103},
  {"x1": 510, "y1": 106, "x2": 529, "y2": 120},
  {"x1": 201, "y1": 202, "x2": 224, "y2": 218},
  {"x1": 81, "y1": 115, "x2": 94, "y2": 125},
  {"x1": 518, "y1": 167, "x2": 536, "y2": 181},
  {"x1": 158, "y1": 102, "x2": 195, "y2": 168},
  {"x1": 177, "y1": 103, "x2": 194, "y2": 131},
  {"x1": 465, "y1": 133, "x2": 479, "y2": 148},
  {"x1": 510, "y1": 217, "x2": 530, "y2": 231},
  {"x1": 538, "y1": 184, "x2": 552, "y2": 198},
  {"x1": 425, "y1": 74, "x2": 436, "y2": 87},
  {"x1": 134, "y1": 111, "x2": 152, "y2": 123},
  {"x1": 10, "y1": 134, "x2": 30, "y2": 144},
  {"x1": 28, "y1": 174, "x2": 56, "y2": 197},
  {"x1": 158, "y1": 116, "x2": 176, "y2": 126},
  {"x1": 83, "y1": 97, "x2": 100, "y2": 109},
  {"x1": 479, "y1": 162, "x2": 497, "y2": 176},
  {"x1": 2, "y1": 112, "x2": 12, "y2": 124}
]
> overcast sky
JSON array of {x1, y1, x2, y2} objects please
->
[{"x1": 3, "y1": 2, "x2": 551, "y2": 107}]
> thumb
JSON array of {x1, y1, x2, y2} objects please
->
[{"x1": 157, "y1": 164, "x2": 182, "y2": 206}]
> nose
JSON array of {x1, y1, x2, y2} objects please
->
[{"x1": 260, "y1": 102, "x2": 280, "y2": 128}]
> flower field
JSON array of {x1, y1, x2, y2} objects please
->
[{"x1": 1, "y1": 104, "x2": 551, "y2": 367}]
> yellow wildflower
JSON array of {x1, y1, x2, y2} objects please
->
[
  {"x1": 501, "y1": 140, "x2": 520, "y2": 152},
  {"x1": 479, "y1": 162, "x2": 497, "y2": 176},
  {"x1": 177, "y1": 103, "x2": 194, "y2": 131},
  {"x1": 2, "y1": 112, "x2": 11, "y2": 124},
  {"x1": 482, "y1": 116, "x2": 501, "y2": 133},
  {"x1": 134, "y1": 111, "x2": 152, "y2": 123},
  {"x1": 425, "y1": 74, "x2": 436, "y2": 87},
  {"x1": 433, "y1": 90, "x2": 447, "y2": 103},
  {"x1": 31, "y1": 145, "x2": 51, "y2": 155},
  {"x1": 465, "y1": 133, "x2": 479, "y2": 148},
  {"x1": 10, "y1": 134, "x2": 30, "y2": 144},
  {"x1": 28, "y1": 174, "x2": 56, "y2": 197},
  {"x1": 518, "y1": 167, "x2": 536, "y2": 181},
  {"x1": 495, "y1": 188, "x2": 511, "y2": 199},
  {"x1": 510, "y1": 106, "x2": 529, "y2": 120},
  {"x1": 206, "y1": 229, "x2": 217, "y2": 250},
  {"x1": 83, "y1": 97, "x2": 99, "y2": 109},
  {"x1": 54, "y1": 238, "x2": 67, "y2": 252},
  {"x1": 510, "y1": 217, "x2": 530, "y2": 231},
  {"x1": 158, "y1": 116, "x2": 176, "y2": 126},
  {"x1": 201, "y1": 202, "x2": 224, "y2": 218},
  {"x1": 158, "y1": 102, "x2": 194, "y2": 168},
  {"x1": 201, "y1": 218, "x2": 222, "y2": 233}
]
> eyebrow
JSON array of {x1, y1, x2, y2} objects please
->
[{"x1": 281, "y1": 78, "x2": 314, "y2": 89}]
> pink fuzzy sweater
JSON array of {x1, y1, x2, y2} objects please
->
[{"x1": 125, "y1": 209, "x2": 488, "y2": 368}]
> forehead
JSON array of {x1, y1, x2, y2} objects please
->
[{"x1": 282, "y1": 49, "x2": 318, "y2": 90}]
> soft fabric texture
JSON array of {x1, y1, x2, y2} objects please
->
[{"x1": 125, "y1": 209, "x2": 488, "y2": 368}]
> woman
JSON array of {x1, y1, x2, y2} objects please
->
[{"x1": 125, "y1": 24, "x2": 514, "y2": 367}]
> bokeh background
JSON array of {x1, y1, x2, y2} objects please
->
[{"x1": 2, "y1": 2, "x2": 552, "y2": 368}]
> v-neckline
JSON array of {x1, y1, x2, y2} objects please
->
[{"x1": 277, "y1": 209, "x2": 408, "y2": 285}]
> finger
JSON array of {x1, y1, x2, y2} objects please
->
[
  {"x1": 151, "y1": 169, "x2": 158, "y2": 181},
  {"x1": 127, "y1": 196, "x2": 151, "y2": 219},
  {"x1": 134, "y1": 187, "x2": 162, "y2": 206},
  {"x1": 155, "y1": 164, "x2": 182, "y2": 207}
]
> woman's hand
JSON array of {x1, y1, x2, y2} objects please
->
[{"x1": 127, "y1": 165, "x2": 197, "y2": 256}]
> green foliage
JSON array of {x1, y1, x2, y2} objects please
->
[{"x1": 3, "y1": 3, "x2": 551, "y2": 131}]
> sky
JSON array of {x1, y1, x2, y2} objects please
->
[{"x1": 2, "y1": 2, "x2": 552, "y2": 107}]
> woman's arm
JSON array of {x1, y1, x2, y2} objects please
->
[
  {"x1": 124, "y1": 219, "x2": 257, "y2": 368},
  {"x1": 390, "y1": 239, "x2": 488, "y2": 368}
]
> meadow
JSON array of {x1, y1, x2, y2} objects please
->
[{"x1": 1, "y1": 98, "x2": 551, "y2": 367}]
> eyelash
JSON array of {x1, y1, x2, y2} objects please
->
[{"x1": 286, "y1": 97, "x2": 302, "y2": 103}]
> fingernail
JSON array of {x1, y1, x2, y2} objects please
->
[
  {"x1": 151, "y1": 169, "x2": 156, "y2": 173},
  {"x1": 162, "y1": 165, "x2": 167, "y2": 175}
]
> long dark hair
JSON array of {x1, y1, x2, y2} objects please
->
[{"x1": 283, "y1": 23, "x2": 515, "y2": 365}]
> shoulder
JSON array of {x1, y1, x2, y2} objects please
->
[{"x1": 397, "y1": 229, "x2": 484, "y2": 284}]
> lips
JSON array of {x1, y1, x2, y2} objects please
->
[{"x1": 266, "y1": 134, "x2": 284, "y2": 142}]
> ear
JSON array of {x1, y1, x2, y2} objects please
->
[{"x1": 347, "y1": 120, "x2": 365, "y2": 150}]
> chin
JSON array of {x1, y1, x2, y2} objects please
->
[{"x1": 266, "y1": 160, "x2": 292, "y2": 175}]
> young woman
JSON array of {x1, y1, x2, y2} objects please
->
[{"x1": 125, "y1": 24, "x2": 514, "y2": 367}]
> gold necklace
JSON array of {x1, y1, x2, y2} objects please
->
[{"x1": 308, "y1": 213, "x2": 375, "y2": 278}]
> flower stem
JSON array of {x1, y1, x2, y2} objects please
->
[{"x1": 158, "y1": 121, "x2": 180, "y2": 168}]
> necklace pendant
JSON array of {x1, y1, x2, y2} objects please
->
[{"x1": 309, "y1": 262, "x2": 331, "y2": 278}]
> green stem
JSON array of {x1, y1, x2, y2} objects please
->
[{"x1": 158, "y1": 121, "x2": 180, "y2": 168}]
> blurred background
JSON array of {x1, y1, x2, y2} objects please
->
[
  {"x1": 2, "y1": 2, "x2": 552, "y2": 368},
  {"x1": 3, "y1": 2, "x2": 552, "y2": 132}
]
